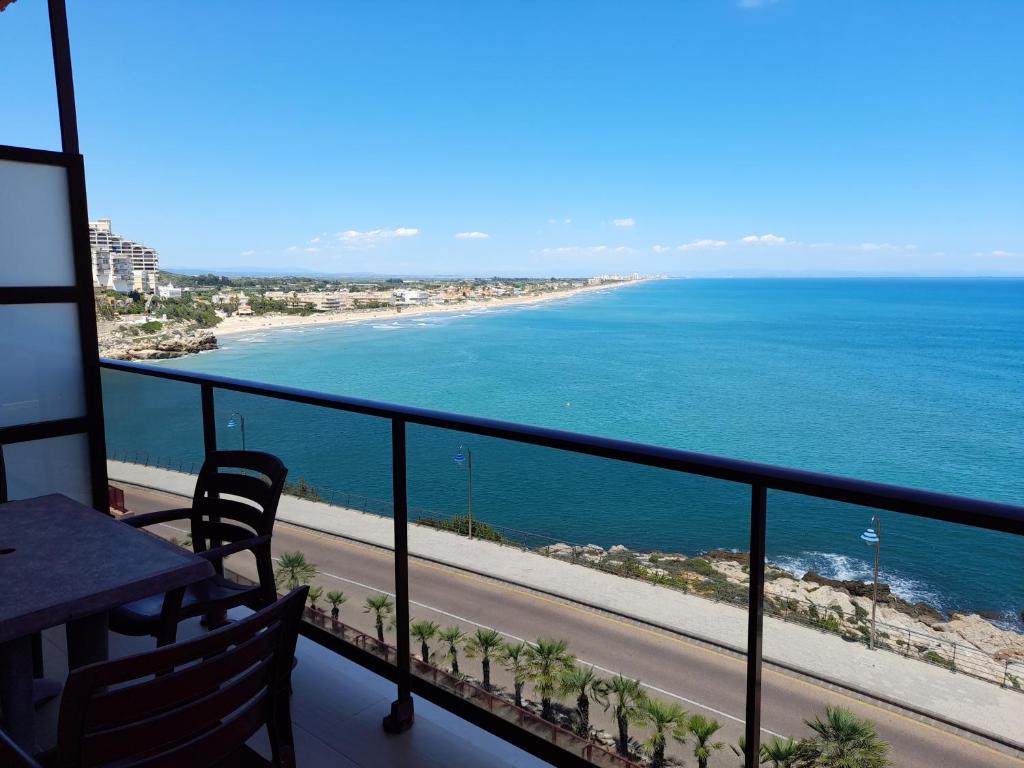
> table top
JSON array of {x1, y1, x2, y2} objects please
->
[{"x1": 0, "y1": 493, "x2": 215, "y2": 644}]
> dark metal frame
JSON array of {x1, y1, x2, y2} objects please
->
[
  {"x1": 100, "y1": 358, "x2": 1024, "y2": 768},
  {"x1": 0, "y1": 0, "x2": 109, "y2": 512}
]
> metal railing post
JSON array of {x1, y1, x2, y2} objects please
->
[
  {"x1": 384, "y1": 417, "x2": 415, "y2": 733},
  {"x1": 744, "y1": 485, "x2": 768, "y2": 768},
  {"x1": 200, "y1": 383, "x2": 217, "y2": 456}
]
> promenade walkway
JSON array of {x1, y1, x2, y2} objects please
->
[{"x1": 108, "y1": 461, "x2": 1024, "y2": 754}]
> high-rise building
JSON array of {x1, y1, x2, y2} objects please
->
[{"x1": 89, "y1": 219, "x2": 159, "y2": 294}]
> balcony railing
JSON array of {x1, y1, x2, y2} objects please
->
[{"x1": 99, "y1": 358, "x2": 1024, "y2": 768}]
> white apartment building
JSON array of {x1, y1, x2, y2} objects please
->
[
  {"x1": 89, "y1": 219, "x2": 159, "y2": 294},
  {"x1": 392, "y1": 288, "x2": 431, "y2": 306},
  {"x1": 156, "y1": 283, "x2": 182, "y2": 299}
]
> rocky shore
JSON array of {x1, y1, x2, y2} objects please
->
[
  {"x1": 536, "y1": 541, "x2": 1024, "y2": 684},
  {"x1": 100, "y1": 326, "x2": 218, "y2": 360}
]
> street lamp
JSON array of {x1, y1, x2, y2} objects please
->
[
  {"x1": 860, "y1": 516, "x2": 881, "y2": 649},
  {"x1": 453, "y1": 446, "x2": 473, "y2": 539},
  {"x1": 226, "y1": 412, "x2": 246, "y2": 450}
]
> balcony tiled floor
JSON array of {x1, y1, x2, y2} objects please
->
[{"x1": 37, "y1": 612, "x2": 549, "y2": 768}]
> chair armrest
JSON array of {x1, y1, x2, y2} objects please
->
[
  {"x1": 0, "y1": 729, "x2": 42, "y2": 768},
  {"x1": 197, "y1": 534, "x2": 271, "y2": 562},
  {"x1": 122, "y1": 508, "x2": 193, "y2": 529}
]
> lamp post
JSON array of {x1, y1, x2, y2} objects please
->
[
  {"x1": 860, "y1": 516, "x2": 881, "y2": 649},
  {"x1": 226, "y1": 412, "x2": 246, "y2": 450},
  {"x1": 453, "y1": 446, "x2": 473, "y2": 539}
]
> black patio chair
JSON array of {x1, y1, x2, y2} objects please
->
[
  {"x1": 109, "y1": 450, "x2": 288, "y2": 646},
  {"x1": 0, "y1": 587, "x2": 307, "y2": 768}
]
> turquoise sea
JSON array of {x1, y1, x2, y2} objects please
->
[{"x1": 101, "y1": 279, "x2": 1024, "y2": 625}]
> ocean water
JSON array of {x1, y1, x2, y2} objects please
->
[{"x1": 101, "y1": 279, "x2": 1024, "y2": 624}]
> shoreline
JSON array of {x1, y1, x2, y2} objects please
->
[{"x1": 213, "y1": 278, "x2": 650, "y2": 339}]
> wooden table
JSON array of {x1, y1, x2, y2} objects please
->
[{"x1": 0, "y1": 494, "x2": 215, "y2": 750}]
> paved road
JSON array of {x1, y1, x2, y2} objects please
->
[{"x1": 120, "y1": 484, "x2": 1022, "y2": 768}]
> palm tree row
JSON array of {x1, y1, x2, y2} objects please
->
[{"x1": 271, "y1": 554, "x2": 890, "y2": 767}]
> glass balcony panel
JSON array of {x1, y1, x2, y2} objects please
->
[
  {"x1": 101, "y1": 368, "x2": 205, "y2": 477},
  {"x1": 211, "y1": 390, "x2": 396, "y2": 663},
  {"x1": 0, "y1": 303, "x2": 84, "y2": 428},
  {"x1": 405, "y1": 423, "x2": 749, "y2": 766},
  {"x1": 0, "y1": 159, "x2": 75, "y2": 286},
  {"x1": 760, "y1": 491, "x2": 1024, "y2": 768},
  {"x1": 3, "y1": 432, "x2": 90, "y2": 504}
]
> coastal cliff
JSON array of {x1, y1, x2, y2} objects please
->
[{"x1": 101, "y1": 329, "x2": 218, "y2": 360}]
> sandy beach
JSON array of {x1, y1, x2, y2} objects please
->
[{"x1": 214, "y1": 279, "x2": 647, "y2": 338}]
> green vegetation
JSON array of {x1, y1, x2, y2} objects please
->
[
  {"x1": 248, "y1": 294, "x2": 315, "y2": 316},
  {"x1": 326, "y1": 590, "x2": 347, "y2": 619},
  {"x1": 158, "y1": 295, "x2": 220, "y2": 327},
  {"x1": 306, "y1": 585, "x2": 323, "y2": 611},
  {"x1": 525, "y1": 638, "x2": 575, "y2": 721},
  {"x1": 793, "y1": 706, "x2": 891, "y2": 766},
  {"x1": 683, "y1": 557, "x2": 716, "y2": 577},
  {"x1": 284, "y1": 478, "x2": 322, "y2": 502},
  {"x1": 139, "y1": 320, "x2": 163, "y2": 333},
  {"x1": 410, "y1": 620, "x2": 440, "y2": 663},
  {"x1": 923, "y1": 650, "x2": 955, "y2": 670},
  {"x1": 499, "y1": 641, "x2": 530, "y2": 707},
  {"x1": 761, "y1": 736, "x2": 800, "y2": 767},
  {"x1": 363, "y1": 594, "x2": 395, "y2": 644},
  {"x1": 641, "y1": 698, "x2": 689, "y2": 768},
  {"x1": 559, "y1": 664, "x2": 607, "y2": 736},
  {"x1": 606, "y1": 674, "x2": 647, "y2": 756},
  {"x1": 274, "y1": 550, "x2": 318, "y2": 591},
  {"x1": 466, "y1": 628, "x2": 504, "y2": 690},
  {"x1": 688, "y1": 714, "x2": 725, "y2": 768},
  {"x1": 416, "y1": 514, "x2": 507, "y2": 543},
  {"x1": 438, "y1": 626, "x2": 468, "y2": 675}
]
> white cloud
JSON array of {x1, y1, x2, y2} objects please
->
[
  {"x1": 678, "y1": 239, "x2": 729, "y2": 252},
  {"x1": 308, "y1": 236, "x2": 321, "y2": 244},
  {"x1": 240, "y1": 249, "x2": 256, "y2": 257},
  {"x1": 988, "y1": 249, "x2": 1015, "y2": 258},
  {"x1": 613, "y1": 218, "x2": 636, "y2": 228},
  {"x1": 335, "y1": 227, "x2": 420, "y2": 245},
  {"x1": 564, "y1": 218, "x2": 572, "y2": 225},
  {"x1": 741, "y1": 233, "x2": 788, "y2": 244},
  {"x1": 454, "y1": 231, "x2": 490, "y2": 240}
]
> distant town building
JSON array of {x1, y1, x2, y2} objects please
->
[
  {"x1": 235, "y1": 291, "x2": 253, "y2": 315},
  {"x1": 393, "y1": 288, "x2": 431, "y2": 307},
  {"x1": 156, "y1": 283, "x2": 182, "y2": 299},
  {"x1": 89, "y1": 219, "x2": 159, "y2": 294}
]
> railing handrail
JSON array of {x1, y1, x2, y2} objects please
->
[{"x1": 100, "y1": 358, "x2": 1024, "y2": 535}]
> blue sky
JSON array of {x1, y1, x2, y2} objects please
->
[{"x1": 2, "y1": 0, "x2": 1022, "y2": 276}]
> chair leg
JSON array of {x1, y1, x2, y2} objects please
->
[
  {"x1": 200, "y1": 608, "x2": 230, "y2": 629},
  {"x1": 155, "y1": 587, "x2": 185, "y2": 648},
  {"x1": 31, "y1": 633, "x2": 44, "y2": 679},
  {"x1": 267, "y1": 691, "x2": 296, "y2": 768}
]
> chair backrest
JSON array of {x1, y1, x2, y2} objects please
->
[
  {"x1": 55, "y1": 586, "x2": 308, "y2": 768},
  {"x1": 189, "y1": 450, "x2": 288, "y2": 553}
]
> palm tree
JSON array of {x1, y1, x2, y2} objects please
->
[
  {"x1": 525, "y1": 638, "x2": 574, "y2": 721},
  {"x1": 274, "y1": 551, "x2": 318, "y2": 590},
  {"x1": 438, "y1": 626, "x2": 467, "y2": 675},
  {"x1": 794, "y1": 707, "x2": 890, "y2": 767},
  {"x1": 410, "y1": 620, "x2": 440, "y2": 662},
  {"x1": 466, "y1": 628, "x2": 504, "y2": 690},
  {"x1": 641, "y1": 698, "x2": 689, "y2": 768},
  {"x1": 559, "y1": 664, "x2": 607, "y2": 736},
  {"x1": 761, "y1": 736, "x2": 799, "y2": 767},
  {"x1": 688, "y1": 714, "x2": 725, "y2": 768},
  {"x1": 363, "y1": 594, "x2": 395, "y2": 644},
  {"x1": 306, "y1": 585, "x2": 323, "y2": 611},
  {"x1": 500, "y1": 641, "x2": 530, "y2": 707},
  {"x1": 606, "y1": 674, "x2": 647, "y2": 756},
  {"x1": 326, "y1": 590, "x2": 347, "y2": 621}
]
